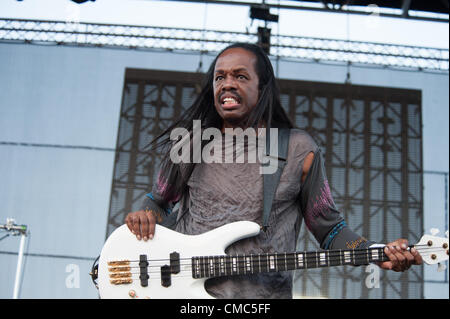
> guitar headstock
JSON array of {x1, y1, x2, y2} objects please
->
[{"x1": 416, "y1": 229, "x2": 449, "y2": 271}]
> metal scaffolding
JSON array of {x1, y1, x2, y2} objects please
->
[{"x1": 0, "y1": 18, "x2": 448, "y2": 72}]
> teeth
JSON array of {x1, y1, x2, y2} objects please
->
[{"x1": 223, "y1": 97, "x2": 238, "y2": 104}]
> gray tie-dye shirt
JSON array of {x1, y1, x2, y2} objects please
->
[{"x1": 145, "y1": 129, "x2": 373, "y2": 298}]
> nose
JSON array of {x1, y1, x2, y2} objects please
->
[{"x1": 221, "y1": 75, "x2": 237, "y2": 91}]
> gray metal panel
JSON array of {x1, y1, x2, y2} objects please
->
[
  {"x1": 0, "y1": 146, "x2": 113, "y2": 257},
  {"x1": 0, "y1": 253, "x2": 99, "y2": 299},
  {"x1": 0, "y1": 43, "x2": 213, "y2": 299}
]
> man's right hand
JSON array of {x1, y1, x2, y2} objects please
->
[{"x1": 125, "y1": 209, "x2": 157, "y2": 241}]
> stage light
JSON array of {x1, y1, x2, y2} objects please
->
[
  {"x1": 250, "y1": 5, "x2": 279, "y2": 23},
  {"x1": 250, "y1": 5, "x2": 278, "y2": 54},
  {"x1": 257, "y1": 27, "x2": 271, "y2": 54},
  {"x1": 71, "y1": 0, "x2": 95, "y2": 4}
]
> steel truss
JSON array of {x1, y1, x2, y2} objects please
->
[
  {"x1": 0, "y1": 18, "x2": 448, "y2": 72},
  {"x1": 107, "y1": 68, "x2": 423, "y2": 299}
]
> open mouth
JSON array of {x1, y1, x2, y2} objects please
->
[{"x1": 220, "y1": 95, "x2": 241, "y2": 109}]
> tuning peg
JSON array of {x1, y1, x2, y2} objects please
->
[
  {"x1": 437, "y1": 263, "x2": 447, "y2": 272},
  {"x1": 430, "y1": 228, "x2": 440, "y2": 236}
]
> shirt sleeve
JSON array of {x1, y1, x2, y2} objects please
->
[
  {"x1": 139, "y1": 170, "x2": 182, "y2": 226},
  {"x1": 299, "y1": 148, "x2": 375, "y2": 250}
]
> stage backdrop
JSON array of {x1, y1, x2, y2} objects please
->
[{"x1": 0, "y1": 41, "x2": 447, "y2": 299}]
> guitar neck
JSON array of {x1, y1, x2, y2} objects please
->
[{"x1": 191, "y1": 247, "x2": 389, "y2": 279}]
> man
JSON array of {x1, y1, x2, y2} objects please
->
[{"x1": 125, "y1": 43, "x2": 422, "y2": 298}]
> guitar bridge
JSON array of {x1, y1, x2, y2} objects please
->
[
  {"x1": 107, "y1": 260, "x2": 130, "y2": 266},
  {"x1": 110, "y1": 278, "x2": 132, "y2": 285},
  {"x1": 109, "y1": 272, "x2": 132, "y2": 278},
  {"x1": 109, "y1": 266, "x2": 131, "y2": 272}
]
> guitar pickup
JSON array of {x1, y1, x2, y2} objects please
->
[
  {"x1": 161, "y1": 265, "x2": 171, "y2": 287},
  {"x1": 139, "y1": 254, "x2": 149, "y2": 287},
  {"x1": 170, "y1": 252, "x2": 180, "y2": 274}
]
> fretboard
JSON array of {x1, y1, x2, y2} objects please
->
[{"x1": 191, "y1": 247, "x2": 388, "y2": 279}]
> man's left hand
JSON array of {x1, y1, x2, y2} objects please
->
[{"x1": 378, "y1": 239, "x2": 423, "y2": 272}]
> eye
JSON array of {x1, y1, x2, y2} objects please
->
[
  {"x1": 215, "y1": 75, "x2": 224, "y2": 81},
  {"x1": 237, "y1": 74, "x2": 247, "y2": 80}
]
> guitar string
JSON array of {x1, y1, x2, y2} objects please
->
[
  {"x1": 119, "y1": 248, "x2": 446, "y2": 271},
  {"x1": 113, "y1": 263, "x2": 445, "y2": 280},
  {"x1": 107, "y1": 247, "x2": 446, "y2": 275},
  {"x1": 141, "y1": 246, "x2": 446, "y2": 268},
  {"x1": 107, "y1": 247, "x2": 447, "y2": 279},
  {"x1": 109, "y1": 244, "x2": 438, "y2": 263},
  {"x1": 113, "y1": 249, "x2": 445, "y2": 280},
  {"x1": 110, "y1": 249, "x2": 445, "y2": 271},
  {"x1": 107, "y1": 245, "x2": 445, "y2": 264},
  {"x1": 110, "y1": 249, "x2": 445, "y2": 276}
]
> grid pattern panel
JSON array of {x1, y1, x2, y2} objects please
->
[{"x1": 285, "y1": 81, "x2": 423, "y2": 298}]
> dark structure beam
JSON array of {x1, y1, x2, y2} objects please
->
[{"x1": 156, "y1": 0, "x2": 449, "y2": 23}]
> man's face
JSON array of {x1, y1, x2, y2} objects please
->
[{"x1": 213, "y1": 47, "x2": 260, "y2": 129}]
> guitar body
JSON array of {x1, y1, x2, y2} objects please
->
[
  {"x1": 97, "y1": 221, "x2": 448, "y2": 299},
  {"x1": 98, "y1": 221, "x2": 261, "y2": 299}
]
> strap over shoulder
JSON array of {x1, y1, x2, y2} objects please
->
[{"x1": 261, "y1": 128, "x2": 290, "y2": 231}]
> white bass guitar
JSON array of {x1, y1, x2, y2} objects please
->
[{"x1": 97, "y1": 221, "x2": 449, "y2": 299}]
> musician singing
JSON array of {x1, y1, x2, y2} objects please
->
[{"x1": 125, "y1": 43, "x2": 422, "y2": 298}]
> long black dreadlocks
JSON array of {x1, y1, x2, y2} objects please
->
[{"x1": 148, "y1": 42, "x2": 294, "y2": 203}]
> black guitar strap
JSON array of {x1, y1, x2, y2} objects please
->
[{"x1": 261, "y1": 128, "x2": 290, "y2": 231}]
